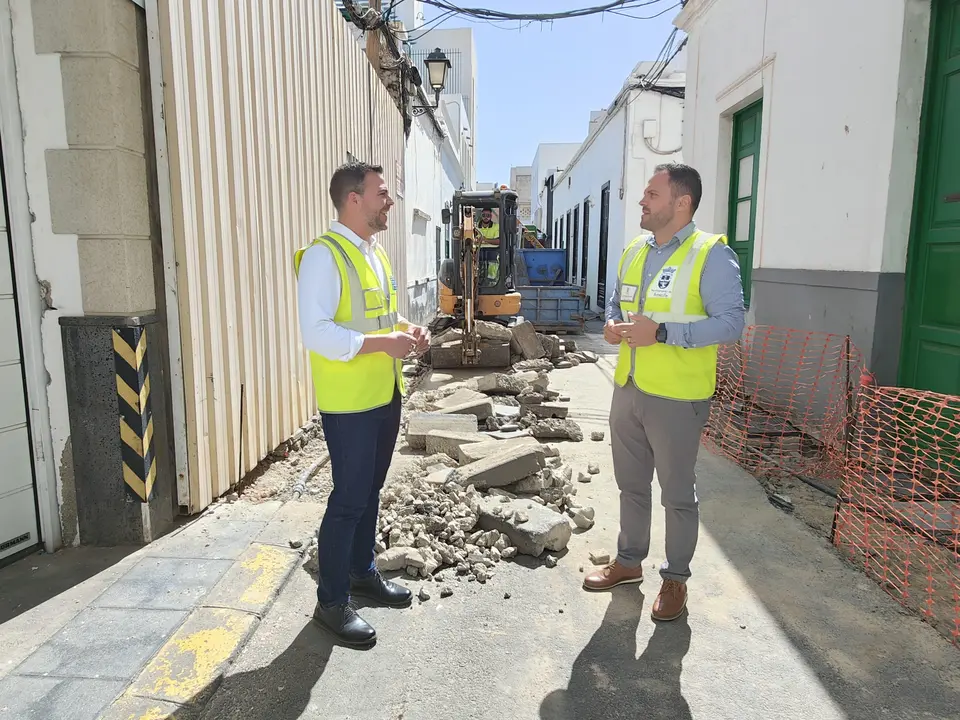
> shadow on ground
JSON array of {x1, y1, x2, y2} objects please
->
[
  {"x1": 0, "y1": 546, "x2": 138, "y2": 624},
  {"x1": 695, "y1": 450, "x2": 960, "y2": 719},
  {"x1": 540, "y1": 587, "x2": 691, "y2": 720},
  {"x1": 196, "y1": 623, "x2": 335, "y2": 720}
]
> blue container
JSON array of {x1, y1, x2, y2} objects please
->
[
  {"x1": 518, "y1": 284, "x2": 585, "y2": 334},
  {"x1": 519, "y1": 248, "x2": 566, "y2": 286}
]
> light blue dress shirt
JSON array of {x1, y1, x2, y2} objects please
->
[{"x1": 605, "y1": 221, "x2": 746, "y2": 349}]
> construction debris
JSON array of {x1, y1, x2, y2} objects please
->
[
  {"x1": 406, "y1": 412, "x2": 478, "y2": 450},
  {"x1": 306, "y1": 327, "x2": 608, "y2": 590},
  {"x1": 589, "y1": 550, "x2": 611, "y2": 565}
]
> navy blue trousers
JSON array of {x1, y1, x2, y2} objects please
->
[{"x1": 316, "y1": 387, "x2": 402, "y2": 607}]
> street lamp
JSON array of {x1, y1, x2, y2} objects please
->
[{"x1": 412, "y1": 48, "x2": 451, "y2": 116}]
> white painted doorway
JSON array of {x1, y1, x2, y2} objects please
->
[{"x1": 0, "y1": 137, "x2": 39, "y2": 563}]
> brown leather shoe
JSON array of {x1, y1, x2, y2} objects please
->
[
  {"x1": 582, "y1": 560, "x2": 644, "y2": 591},
  {"x1": 651, "y1": 579, "x2": 687, "y2": 621}
]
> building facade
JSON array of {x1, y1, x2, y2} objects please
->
[
  {"x1": 676, "y1": 0, "x2": 957, "y2": 394},
  {"x1": 510, "y1": 166, "x2": 533, "y2": 224},
  {"x1": 395, "y1": 5, "x2": 476, "y2": 323},
  {"x1": 549, "y1": 61, "x2": 685, "y2": 313},
  {"x1": 530, "y1": 143, "x2": 581, "y2": 232},
  {"x1": 0, "y1": 0, "x2": 412, "y2": 562}
]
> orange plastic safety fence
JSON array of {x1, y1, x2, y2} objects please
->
[
  {"x1": 702, "y1": 325, "x2": 864, "y2": 493},
  {"x1": 701, "y1": 325, "x2": 960, "y2": 647},
  {"x1": 834, "y1": 383, "x2": 960, "y2": 646}
]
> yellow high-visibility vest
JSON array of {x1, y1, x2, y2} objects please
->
[
  {"x1": 293, "y1": 231, "x2": 405, "y2": 413},
  {"x1": 613, "y1": 230, "x2": 727, "y2": 401},
  {"x1": 477, "y1": 223, "x2": 499, "y2": 246}
]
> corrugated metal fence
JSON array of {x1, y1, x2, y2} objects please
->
[{"x1": 157, "y1": 0, "x2": 408, "y2": 512}]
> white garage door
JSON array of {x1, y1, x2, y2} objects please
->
[{"x1": 0, "y1": 137, "x2": 39, "y2": 563}]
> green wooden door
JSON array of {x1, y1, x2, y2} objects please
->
[
  {"x1": 900, "y1": 0, "x2": 960, "y2": 396},
  {"x1": 727, "y1": 100, "x2": 762, "y2": 306}
]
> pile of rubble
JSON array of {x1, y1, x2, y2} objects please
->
[
  {"x1": 365, "y1": 361, "x2": 600, "y2": 588},
  {"x1": 366, "y1": 434, "x2": 598, "y2": 586},
  {"x1": 305, "y1": 323, "x2": 605, "y2": 593},
  {"x1": 430, "y1": 318, "x2": 600, "y2": 370}
]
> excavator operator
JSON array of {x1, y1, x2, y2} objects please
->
[{"x1": 475, "y1": 208, "x2": 500, "y2": 285}]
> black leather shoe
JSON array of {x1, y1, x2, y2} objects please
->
[
  {"x1": 312, "y1": 602, "x2": 376, "y2": 649},
  {"x1": 350, "y1": 570, "x2": 413, "y2": 608}
]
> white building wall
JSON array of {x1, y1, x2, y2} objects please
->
[
  {"x1": 7, "y1": 0, "x2": 84, "y2": 550},
  {"x1": 551, "y1": 85, "x2": 684, "y2": 312},
  {"x1": 678, "y1": 0, "x2": 929, "y2": 275},
  {"x1": 531, "y1": 143, "x2": 581, "y2": 231},
  {"x1": 404, "y1": 112, "x2": 465, "y2": 325},
  {"x1": 510, "y1": 166, "x2": 532, "y2": 224}
]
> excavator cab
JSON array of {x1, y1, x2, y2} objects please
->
[{"x1": 433, "y1": 187, "x2": 523, "y2": 368}]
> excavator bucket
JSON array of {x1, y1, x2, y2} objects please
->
[{"x1": 429, "y1": 341, "x2": 511, "y2": 370}]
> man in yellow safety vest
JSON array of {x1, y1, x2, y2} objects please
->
[
  {"x1": 294, "y1": 161, "x2": 430, "y2": 648},
  {"x1": 582, "y1": 163, "x2": 745, "y2": 622},
  {"x1": 476, "y1": 208, "x2": 500, "y2": 282}
]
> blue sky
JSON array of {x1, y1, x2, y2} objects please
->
[{"x1": 419, "y1": 0, "x2": 681, "y2": 183}]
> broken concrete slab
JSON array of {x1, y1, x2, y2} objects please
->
[
  {"x1": 454, "y1": 444, "x2": 544, "y2": 490},
  {"x1": 376, "y1": 547, "x2": 425, "y2": 572},
  {"x1": 505, "y1": 473, "x2": 545, "y2": 494},
  {"x1": 457, "y1": 436, "x2": 544, "y2": 464},
  {"x1": 476, "y1": 320, "x2": 513, "y2": 343},
  {"x1": 431, "y1": 328, "x2": 463, "y2": 346},
  {"x1": 478, "y1": 496, "x2": 572, "y2": 557},
  {"x1": 434, "y1": 387, "x2": 489, "y2": 411},
  {"x1": 424, "y1": 429, "x2": 487, "y2": 457},
  {"x1": 521, "y1": 418, "x2": 584, "y2": 442},
  {"x1": 483, "y1": 428, "x2": 532, "y2": 440},
  {"x1": 406, "y1": 412, "x2": 478, "y2": 450},
  {"x1": 494, "y1": 404, "x2": 521, "y2": 420},
  {"x1": 476, "y1": 373, "x2": 529, "y2": 395},
  {"x1": 434, "y1": 389, "x2": 495, "y2": 420},
  {"x1": 513, "y1": 358, "x2": 554, "y2": 373},
  {"x1": 510, "y1": 320, "x2": 546, "y2": 360},
  {"x1": 538, "y1": 333, "x2": 561, "y2": 360},
  {"x1": 520, "y1": 402, "x2": 570, "y2": 420}
]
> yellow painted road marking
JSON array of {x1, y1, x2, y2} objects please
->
[
  {"x1": 128, "y1": 607, "x2": 256, "y2": 704},
  {"x1": 240, "y1": 544, "x2": 294, "y2": 606}
]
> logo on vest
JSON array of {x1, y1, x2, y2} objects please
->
[
  {"x1": 650, "y1": 266, "x2": 678, "y2": 299},
  {"x1": 390, "y1": 276, "x2": 397, "y2": 291}
]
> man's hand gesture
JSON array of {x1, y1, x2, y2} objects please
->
[
  {"x1": 407, "y1": 325, "x2": 431, "y2": 356},
  {"x1": 603, "y1": 319, "x2": 627, "y2": 345},
  {"x1": 620, "y1": 312, "x2": 659, "y2": 348}
]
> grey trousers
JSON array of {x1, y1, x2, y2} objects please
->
[{"x1": 609, "y1": 381, "x2": 711, "y2": 583}]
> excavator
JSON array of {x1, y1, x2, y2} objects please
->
[{"x1": 430, "y1": 186, "x2": 523, "y2": 369}]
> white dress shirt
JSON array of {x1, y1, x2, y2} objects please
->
[{"x1": 297, "y1": 220, "x2": 391, "y2": 362}]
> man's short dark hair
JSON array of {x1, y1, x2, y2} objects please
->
[
  {"x1": 655, "y1": 162, "x2": 702, "y2": 213},
  {"x1": 329, "y1": 161, "x2": 384, "y2": 210}
]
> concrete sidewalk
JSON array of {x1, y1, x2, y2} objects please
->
[{"x1": 0, "y1": 498, "x2": 322, "y2": 720}]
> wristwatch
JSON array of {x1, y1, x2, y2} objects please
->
[{"x1": 655, "y1": 323, "x2": 668, "y2": 343}]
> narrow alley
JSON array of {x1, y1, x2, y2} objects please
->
[{"x1": 1, "y1": 1, "x2": 959, "y2": 719}]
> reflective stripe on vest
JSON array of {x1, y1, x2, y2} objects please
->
[
  {"x1": 318, "y1": 236, "x2": 399, "y2": 333},
  {"x1": 616, "y1": 231, "x2": 718, "y2": 324},
  {"x1": 613, "y1": 230, "x2": 727, "y2": 401}
]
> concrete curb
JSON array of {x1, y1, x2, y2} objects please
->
[{"x1": 98, "y1": 510, "x2": 312, "y2": 720}]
